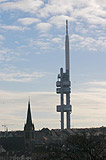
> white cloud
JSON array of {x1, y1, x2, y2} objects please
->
[
  {"x1": 70, "y1": 34, "x2": 106, "y2": 51},
  {"x1": 52, "y1": 37, "x2": 62, "y2": 43},
  {"x1": 0, "y1": 0, "x2": 44, "y2": 13},
  {"x1": 0, "y1": 24, "x2": 28, "y2": 31},
  {"x1": 39, "y1": 0, "x2": 73, "y2": 17},
  {"x1": 36, "y1": 22, "x2": 52, "y2": 32},
  {"x1": 49, "y1": 15, "x2": 75, "y2": 28},
  {"x1": 1, "y1": 0, "x2": 106, "y2": 27},
  {"x1": 18, "y1": 17, "x2": 40, "y2": 25},
  {"x1": 30, "y1": 36, "x2": 63, "y2": 50},
  {"x1": 37, "y1": 0, "x2": 106, "y2": 27},
  {"x1": 30, "y1": 38, "x2": 51, "y2": 50},
  {"x1": 72, "y1": 2, "x2": 106, "y2": 26},
  {"x1": 87, "y1": 81, "x2": 106, "y2": 87},
  {"x1": 0, "y1": 79, "x2": 106, "y2": 130},
  {"x1": 0, "y1": 0, "x2": 8, "y2": 2},
  {"x1": 0, "y1": 47, "x2": 27, "y2": 63},
  {"x1": 0, "y1": 35, "x2": 5, "y2": 40},
  {"x1": 39, "y1": 33, "x2": 52, "y2": 38},
  {"x1": 0, "y1": 48, "x2": 15, "y2": 62},
  {"x1": 71, "y1": 85, "x2": 106, "y2": 128},
  {"x1": 0, "y1": 71, "x2": 45, "y2": 82},
  {"x1": 71, "y1": 34, "x2": 84, "y2": 42},
  {"x1": 96, "y1": 0, "x2": 106, "y2": 8}
]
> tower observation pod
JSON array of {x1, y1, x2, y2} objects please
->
[{"x1": 56, "y1": 20, "x2": 72, "y2": 129}]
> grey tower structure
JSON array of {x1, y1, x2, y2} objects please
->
[{"x1": 56, "y1": 20, "x2": 72, "y2": 129}]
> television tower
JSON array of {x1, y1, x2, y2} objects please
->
[{"x1": 56, "y1": 20, "x2": 72, "y2": 129}]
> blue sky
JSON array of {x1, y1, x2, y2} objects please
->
[{"x1": 0, "y1": 0, "x2": 106, "y2": 131}]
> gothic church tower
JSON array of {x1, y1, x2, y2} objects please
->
[{"x1": 24, "y1": 100, "x2": 35, "y2": 151}]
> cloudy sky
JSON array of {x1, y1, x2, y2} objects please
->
[{"x1": 0, "y1": 0, "x2": 106, "y2": 131}]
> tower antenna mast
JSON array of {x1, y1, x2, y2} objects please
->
[{"x1": 56, "y1": 20, "x2": 72, "y2": 129}]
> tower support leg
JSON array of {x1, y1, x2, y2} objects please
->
[
  {"x1": 67, "y1": 111, "x2": 70, "y2": 129},
  {"x1": 61, "y1": 112, "x2": 64, "y2": 130},
  {"x1": 66, "y1": 93, "x2": 70, "y2": 129},
  {"x1": 60, "y1": 68, "x2": 64, "y2": 130}
]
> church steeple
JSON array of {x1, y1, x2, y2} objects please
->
[
  {"x1": 26, "y1": 100, "x2": 32, "y2": 125},
  {"x1": 24, "y1": 99, "x2": 35, "y2": 151}
]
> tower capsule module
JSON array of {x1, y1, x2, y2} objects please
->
[{"x1": 56, "y1": 20, "x2": 72, "y2": 129}]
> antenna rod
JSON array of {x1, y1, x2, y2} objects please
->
[
  {"x1": 65, "y1": 20, "x2": 70, "y2": 75},
  {"x1": 66, "y1": 20, "x2": 68, "y2": 35}
]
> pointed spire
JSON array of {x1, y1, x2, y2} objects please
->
[{"x1": 26, "y1": 99, "x2": 32, "y2": 124}]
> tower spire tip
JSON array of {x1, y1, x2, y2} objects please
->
[{"x1": 66, "y1": 20, "x2": 68, "y2": 35}]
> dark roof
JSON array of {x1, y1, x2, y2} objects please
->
[{"x1": 0, "y1": 137, "x2": 24, "y2": 151}]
